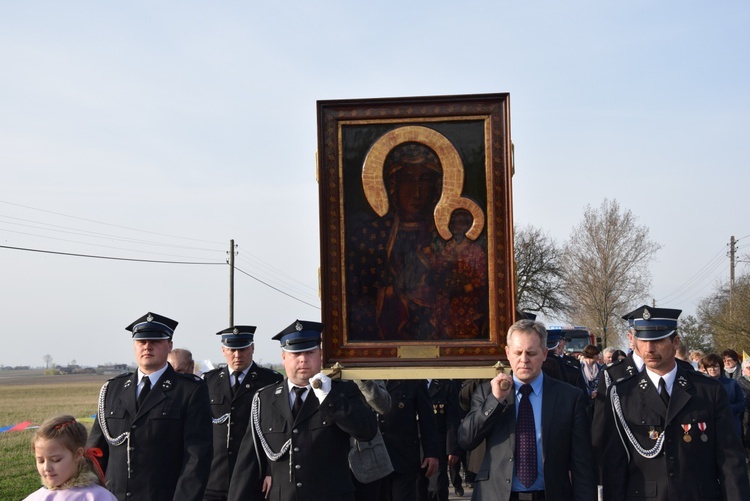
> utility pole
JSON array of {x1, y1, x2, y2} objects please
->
[
  {"x1": 729, "y1": 235, "x2": 736, "y2": 318},
  {"x1": 229, "y1": 239, "x2": 235, "y2": 326}
]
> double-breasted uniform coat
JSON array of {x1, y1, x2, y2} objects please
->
[
  {"x1": 602, "y1": 364, "x2": 750, "y2": 500},
  {"x1": 88, "y1": 365, "x2": 213, "y2": 501},
  {"x1": 227, "y1": 378, "x2": 377, "y2": 501},
  {"x1": 203, "y1": 363, "x2": 282, "y2": 499}
]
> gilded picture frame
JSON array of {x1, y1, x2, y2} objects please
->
[{"x1": 317, "y1": 93, "x2": 515, "y2": 368}]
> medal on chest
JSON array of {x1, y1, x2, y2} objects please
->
[
  {"x1": 681, "y1": 424, "x2": 692, "y2": 443},
  {"x1": 698, "y1": 422, "x2": 708, "y2": 442}
]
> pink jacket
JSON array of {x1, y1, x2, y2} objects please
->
[{"x1": 23, "y1": 484, "x2": 117, "y2": 501}]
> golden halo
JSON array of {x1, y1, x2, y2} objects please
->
[{"x1": 361, "y1": 125, "x2": 485, "y2": 241}]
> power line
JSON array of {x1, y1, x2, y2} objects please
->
[
  {"x1": 0, "y1": 214, "x2": 223, "y2": 252},
  {"x1": 235, "y1": 265, "x2": 320, "y2": 310},
  {"x1": 0, "y1": 199, "x2": 225, "y2": 246},
  {"x1": 0, "y1": 244, "x2": 227, "y2": 265},
  {"x1": 656, "y1": 246, "x2": 728, "y2": 304},
  {"x1": 0, "y1": 228, "x2": 223, "y2": 261}
]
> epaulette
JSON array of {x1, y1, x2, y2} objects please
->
[
  {"x1": 174, "y1": 371, "x2": 203, "y2": 383},
  {"x1": 259, "y1": 382, "x2": 284, "y2": 396},
  {"x1": 610, "y1": 368, "x2": 639, "y2": 386},
  {"x1": 108, "y1": 371, "x2": 133, "y2": 382},
  {"x1": 563, "y1": 358, "x2": 579, "y2": 369},
  {"x1": 202, "y1": 367, "x2": 223, "y2": 377}
]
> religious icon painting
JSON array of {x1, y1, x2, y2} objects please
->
[{"x1": 317, "y1": 93, "x2": 515, "y2": 368}]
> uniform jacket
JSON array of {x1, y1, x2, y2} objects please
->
[
  {"x1": 544, "y1": 354, "x2": 588, "y2": 395},
  {"x1": 379, "y1": 380, "x2": 441, "y2": 473},
  {"x1": 203, "y1": 363, "x2": 282, "y2": 496},
  {"x1": 427, "y1": 379, "x2": 462, "y2": 457},
  {"x1": 592, "y1": 355, "x2": 642, "y2": 468},
  {"x1": 602, "y1": 364, "x2": 750, "y2": 501},
  {"x1": 457, "y1": 375, "x2": 597, "y2": 501},
  {"x1": 227, "y1": 378, "x2": 377, "y2": 501},
  {"x1": 87, "y1": 365, "x2": 213, "y2": 501}
]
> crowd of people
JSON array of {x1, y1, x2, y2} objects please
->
[{"x1": 23, "y1": 307, "x2": 750, "y2": 501}]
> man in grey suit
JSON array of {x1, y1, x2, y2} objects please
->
[{"x1": 458, "y1": 319, "x2": 596, "y2": 501}]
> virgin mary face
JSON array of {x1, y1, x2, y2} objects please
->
[{"x1": 393, "y1": 164, "x2": 441, "y2": 222}]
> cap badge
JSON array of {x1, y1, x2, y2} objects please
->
[
  {"x1": 295, "y1": 321, "x2": 303, "y2": 331},
  {"x1": 146, "y1": 313, "x2": 154, "y2": 322},
  {"x1": 233, "y1": 328, "x2": 239, "y2": 335},
  {"x1": 642, "y1": 309, "x2": 651, "y2": 320}
]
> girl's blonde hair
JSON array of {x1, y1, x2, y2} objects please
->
[{"x1": 32, "y1": 415, "x2": 105, "y2": 486}]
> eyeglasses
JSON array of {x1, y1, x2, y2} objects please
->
[{"x1": 705, "y1": 365, "x2": 721, "y2": 370}]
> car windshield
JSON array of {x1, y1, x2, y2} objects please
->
[{"x1": 564, "y1": 334, "x2": 590, "y2": 353}]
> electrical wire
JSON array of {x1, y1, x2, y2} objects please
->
[
  {"x1": 655, "y1": 246, "x2": 728, "y2": 305},
  {"x1": 0, "y1": 199, "x2": 224, "y2": 246},
  {"x1": 0, "y1": 244, "x2": 226, "y2": 265},
  {"x1": 235, "y1": 265, "x2": 320, "y2": 310}
]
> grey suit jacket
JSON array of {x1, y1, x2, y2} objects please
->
[{"x1": 457, "y1": 374, "x2": 596, "y2": 501}]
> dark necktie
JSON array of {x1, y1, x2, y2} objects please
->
[
  {"x1": 232, "y1": 371, "x2": 242, "y2": 395},
  {"x1": 515, "y1": 384, "x2": 537, "y2": 488},
  {"x1": 658, "y1": 377, "x2": 670, "y2": 407},
  {"x1": 137, "y1": 376, "x2": 151, "y2": 410},
  {"x1": 291, "y1": 386, "x2": 307, "y2": 417}
]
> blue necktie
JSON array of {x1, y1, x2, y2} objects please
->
[{"x1": 515, "y1": 384, "x2": 537, "y2": 488}]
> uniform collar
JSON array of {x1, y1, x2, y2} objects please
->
[
  {"x1": 632, "y1": 352, "x2": 645, "y2": 371},
  {"x1": 645, "y1": 364, "x2": 677, "y2": 394},
  {"x1": 139, "y1": 364, "x2": 168, "y2": 386}
]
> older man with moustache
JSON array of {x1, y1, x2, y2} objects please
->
[
  {"x1": 601, "y1": 306, "x2": 750, "y2": 500},
  {"x1": 458, "y1": 319, "x2": 596, "y2": 501}
]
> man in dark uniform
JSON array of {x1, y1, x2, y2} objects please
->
[
  {"x1": 417, "y1": 379, "x2": 462, "y2": 501},
  {"x1": 379, "y1": 379, "x2": 441, "y2": 501},
  {"x1": 591, "y1": 314, "x2": 645, "y2": 472},
  {"x1": 601, "y1": 306, "x2": 750, "y2": 500},
  {"x1": 227, "y1": 320, "x2": 377, "y2": 501},
  {"x1": 202, "y1": 325, "x2": 282, "y2": 501},
  {"x1": 88, "y1": 312, "x2": 213, "y2": 501},
  {"x1": 545, "y1": 329, "x2": 588, "y2": 394}
]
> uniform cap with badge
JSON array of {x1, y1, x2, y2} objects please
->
[
  {"x1": 621, "y1": 305, "x2": 682, "y2": 341},
  {"x1": 126, "y1": 312, "x2": 178, "y2": 340},
  {"x1": 272, "y1": 320, "x2": 323, "y2": 353},
  {"x1": 217, "y1": 325, "x2": 256, "y2": 349}
]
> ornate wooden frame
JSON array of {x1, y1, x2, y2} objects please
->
[{"x1": 317, "y1": 93, "x2": 515, "y2": 368}]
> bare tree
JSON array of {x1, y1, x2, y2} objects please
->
[
  {"x1": 43, "y1": 354, "x2": 53, "y2": 369},
  {"x1": 562, "y1": 199, "x2": 661, "y2": 347},
  {"x1": 697, "y1": 273, "x2": 750, "y2": 354},
  {"x1": 514, "y1": 224, "x2": 569, "y2": 316}
]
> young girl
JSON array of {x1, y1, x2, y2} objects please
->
[{"x1": 24, "y1": 415, "x2": 117, "y2": 501}]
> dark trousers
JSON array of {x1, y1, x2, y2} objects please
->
[
  {"x1": 203, "y1": 489, "x2": 228, "y2": 501},
  {"x1": 416, "y1": 458, "x2": 448, "y2": 501},
  {"x1": 450, "y1": 452, "x2": 465, "y2": 489},
  {"x1": 353, "y1": 474, "x2": 382, "y2": 501},
  {"x1": 380, "y1": 471, "x2": 417, "y2": 501}
]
